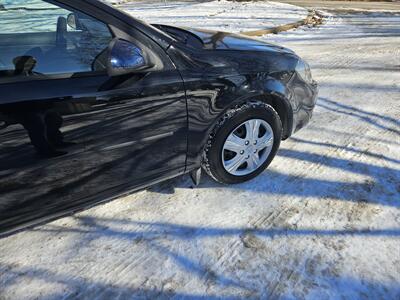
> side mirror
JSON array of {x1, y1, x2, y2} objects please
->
[{"x1": 107, "y1": 39, "x2": 151, "y2": 76}]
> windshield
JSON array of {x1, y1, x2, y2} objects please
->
[{"x1": 152, "y1": 24, "x2": 204, "y2": 48}]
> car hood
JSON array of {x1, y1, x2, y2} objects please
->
[
  {"x1": 185, "y1": 28, "x2": 294, "y2": 54},
  {"x1": 153, "y1": 24, "x2": 299, "y2": 74},
  {"x1": 153, "y1": 24, "x2": 295, "y2": 55}
]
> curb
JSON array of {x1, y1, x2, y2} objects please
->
[{"x1": 241, "y1": 10, "x2": 324, "y2": 37}]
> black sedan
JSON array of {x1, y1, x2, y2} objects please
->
[{"x1": 0, "y1": 0, "x2": 318, "y2": 236}]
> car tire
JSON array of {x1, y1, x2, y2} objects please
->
[{"x1": 202, "y1": 101, "x2": 282, "y2": 184}]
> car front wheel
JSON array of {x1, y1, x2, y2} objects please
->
[{"x1": 202, "y1": 101, "x2": 282, "y2": 184}]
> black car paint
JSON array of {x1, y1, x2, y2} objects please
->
[{"x1": 0, "y1": 0, "x2": 318, "y2": 236}]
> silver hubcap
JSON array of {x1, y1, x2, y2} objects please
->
[{"x1": 222, "y1": 119, "x2": 274, "y2": 176}]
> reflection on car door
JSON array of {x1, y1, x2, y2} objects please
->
[
  {"x1": 0, "y1": 71, "x2": 187, "y2": 235},
  {"x1": 0, "y1": 0, "x2": 187, "y2": 235}
]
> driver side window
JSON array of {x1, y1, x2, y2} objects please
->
[{"x1": 0, "y1": 0, "x2": 113, "y2": 80}]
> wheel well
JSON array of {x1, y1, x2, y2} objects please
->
[
  {"x1": 252, "y1": 94, "x2": 292, "y2": 140},
  {"x1": 196, "y1": 94, "x2": 291, "y2": 169},
  {"x1": 201, "y1": 93, "x2": 292, "y2": 160}
]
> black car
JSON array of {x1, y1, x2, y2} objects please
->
[{"x1": 0, "y1": 0, "x2": 318, "y2": 236}]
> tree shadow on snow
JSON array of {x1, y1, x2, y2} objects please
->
[
  {"x1": 4, "y1": 214, "x2": 398, "y2": 299},
  {"x1": 317, "y1": 97, "x2": 400, "y2": 136}
]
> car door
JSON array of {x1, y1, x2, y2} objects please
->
[{"x1": 0, "y1": 0, "x2": 187, "y2": 235}]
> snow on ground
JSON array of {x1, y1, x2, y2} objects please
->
[
  {"x1": 0, "y1": 0, "x2": 307, "y2": 34},
  {"x1": 115, "y1": 0, "x2": 308, "y2": 33},
  {"x1": 278, "y1": 0, "x2": 400, "y2": 13},
  {"x1": 1, "y1": 1, "x2": 400, "y2": 299}
]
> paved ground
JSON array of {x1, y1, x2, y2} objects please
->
[{"x1": 1, "y1": 2, "x2": 399, "y2": 300}]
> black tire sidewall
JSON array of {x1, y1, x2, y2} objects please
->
[{"x1": 207, "y1": 103, "x2": 282, "y2": 184}]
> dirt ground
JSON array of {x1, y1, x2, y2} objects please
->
[{"x1": 0, "y1": 1, "x2": 399, "y2": 299}]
